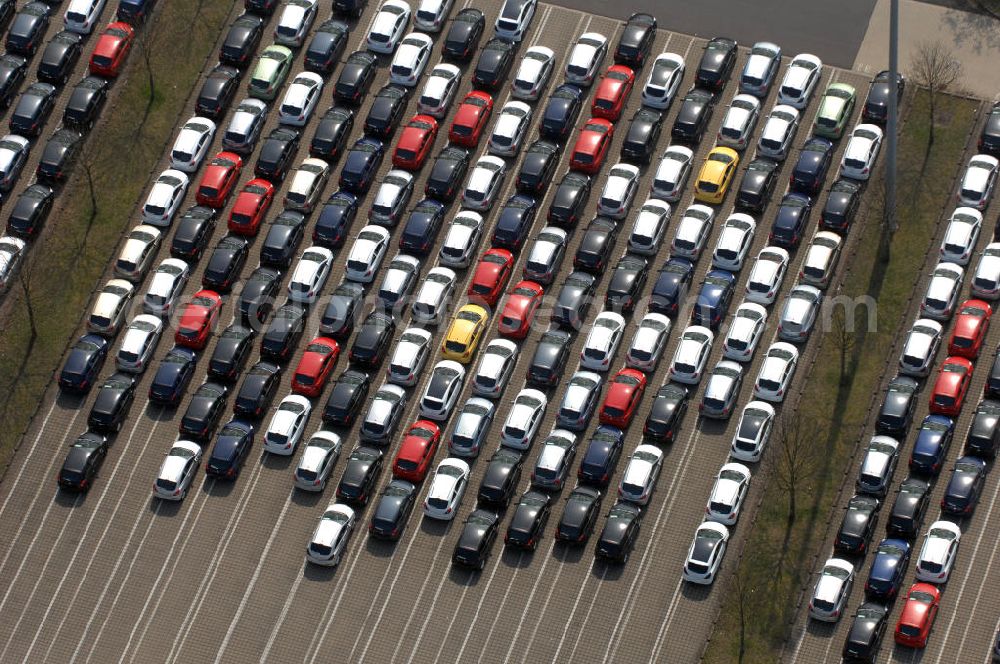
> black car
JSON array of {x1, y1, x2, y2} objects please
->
[
  {"x1": 364, "y1": 84, "x2": 410, "y2": 139},
  {"x1": 863, "y1": 70, "x2": 905, "y2": 124},
  {"x1": 517, "y1": 140, "x2": 560, "y2": 194},
  {"x1": 260, "y1": 210, "x2": 305, "y2": 268},
  {"x1": 37, "y1": 128, "x2": 82, "y2": 182},
  {"x1": 614, "y1": 13, "x2": 656, "y2": 68},
  {"x1": 7, "y1": 183, "x2": 54, "y2": 238},
  {"x1": 578, "y1": 424, "x2": 624, "y2": 486},
  {"x1": 245, "y1": 0, "x2": 279, "y2": 13},
  {"x1": 234, "y1": 360, "x2": 282, "y2": 418},
  {"x1": 57, "y1": 432, "x2": 108, "y2": 491},
  {"x1": 477, "y1": 447, "x2": 523, "y2": 508},
  {"x1": 118, "y1": 0, "x2": 156, "y2": 22},
  {"x1": 453, "y1": 509, "x2": 500, "y2": 569},
  {"x1": 540, "y1": 84, "x2": 584, "y2": 141},
  {"x1": 769, "y1": 192, "x2": 812, "y2": 248},
  {"x1": 886, "y1": 476, "x2": 929, "y2": 539},
  {"x1": 208, "y1": 324, "x2": 255, "y2": 382},
  {"x1": 425, "y1": 145, "x2": 469, "y2": 201},
  {"x1": 695, "y1": 37, "x2": 737, "y2": 91},
  {"x1": 196, "y1": 64, "x2": 240, "y2": 119},
  {"x1": 649, "y1": 256, "x2": 694, "y2": 317},
  {"x1": 333, "y1": 0, "x2": 366, "y2": 17},
  {"x1": 595, "y1": 501, "x2": 642, "y2": 563},
  {"x1": 574, "y1": 217, "x2": 619, "y2": 274},
  {"x1": 473, "y1": 38, "x2": 515, "y2": 90},
  {"x1": 88, "y1": 372, "x2": 136, "y2": 433},
  {"x1": 553, "y1": 271, "x2": 596, "y2": 329},
  {"x1": 339, "y1": 137, "x2": 384, "y2": 194},
  {"x1": 320, "y1": 281, "x2": 364, "y2": 340},
  {"x1": 548, "y1": 172, "x2": 591, "y2": 227},
  {"x1": 336, "y1": 445, "x2": 384, "y2": 505},
  {"x1": 10, "y1": 81, "x2": 57, "y2": 137},
  {"x1": 980, "y1": 102, "x2": 1000, "y2": 155},
  {"x1": 556, "y1": 486, "x2": 602, "y2": 544},
  {"x1": 671, "y1": 88, "x2": 715, "y2": 143},
  {"x1": 334, "y1": 51, "x2": 377, "y2": 104},
  {"x1": 220, "y1": 13, "x2": 264, "y2": 66},
  {"x1": 180, "y1": 382, "x2": 230, "y2": 440},
  {"x1": 736, "y1": 158, "x2": 779, "y2": 213},
  {"x1": 202, "y1": 235, "x2": 249, "y2": 292},
  {"x1": 38, "y1": 30, "x2": 83, "y2": 85},
  {"x1": 6, "y1": 1, "x2": 49, "y2": 55},
  {"x1": 834, "y1": 494, "x2": 880, "y2": 555},
  {"x1": 528, "y1": 329, "x2": 573, "y2": 387},
  {"x1": 644, "y1": 383, "x2": 689, "y2": 443},
  {"x1": 369, "y1": 478, "x2": 417, "y2": 540},
  {"x1": 170, "y1": 205, "x2": 217, "y2": 260},
  {"x1": 350, "y1": 311, "x2": 395, "y2": 368},
  {"x1": 148, "y1": 347, "x2": 198, "y2": 406},
  {"x1": 255, "y1": 126, "x2": 300, "y2": 181},
  {"x1": 443, "y1": 7, "x2": 484, "y2": 61},
  {"x1": 0, "y1": 1, "x2": 12, "y2": 35},
  {"x1": 399, "y1": 199, "x2": 445, "y2": 255},
  {"x1": 966, "y1": 398, "x2": 1000, "y2": 458},
  {"x1": 821, "y1": 179, "x2": 862, "y2": 233},
  {"x1": 842, "y1": 602, "x2": 889, "y2": 664},
  {"x1": 59, "y1": 334, "x2": 109, "y2": 393},
  {"x1": 0, "y1": 54, "x2": 27, "y2": 108},
  {"x1": 620, "y1": 108, "x2": 663, "y2": 164},
  {"x1": 491, "y1": 194, "x2": 537, "y2": 251},
  {"x1": 941, "y1": 456, "x2": 987, "y2": 515},
  {"x1": 205, "y1": 419, "x2": 254, "y2": 479},
  {"x1": 791, "y1": 137, "x2": 835, "y2": 194},
  {"x1": 304, "y1": 19, "x2": 349, "y2": 74},
  {"x1": 987, "y1": 349, "x2": 1000, "y2": 398},
  {"x1": 310, "y1": 106, "x2": 354, "y2": 161},
  {"x1": 875, "y1": 375, "x2": 919, "y2": 437},
  {"x1": 261, "y1": 303, "x2": 306, "y2": 362},
  {"x1": 505, "y1": 490, "x2": 551, "y2": 551},
  {"x1": 313, "y1": 191, "x2": 358, "y2": 247},
  {"x1": 323, "y1": 368, "x2": 370, "y2": 426},
  {"x1": 605, "y1": 254, "x2": 648, "y2": 313}
]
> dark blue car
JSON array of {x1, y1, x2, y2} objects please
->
[
  {"x1": 865, "y1": 538, "x2": 911, "y2": 600},
  {"x1": 790, "y1": 137, "x2": 834, "y2": 194},
  {"x1": 339, "y1": 137, "x2": 384, "y2": 194},
  {"x1": 313, "y1": 190, "x2": 358, "y2": 247},
  {"x1": 117, "y1": 0, "x2": 154, "y2": 22},
  {"x1": 58, "y1": 334, "x2": 109, "y2": 393},
  {"x1": 649, "y1": 256, "x2": 694, "y2": 317},
  {"x1": 940, "y1": 455, "x2": 987, "y2": 515},
  {"x1": 491, "y1": 194, "x2": 537, "y2": 251},
  {"x1": 577, "y1": 424, "x2": 624, "y2": 487},
  {"x1": 909, "y1": 414, "x2": 955, "y2": 475},
  {"x1": 540, "y1": 84, "x2": 584, "y2": 141},
  {"x1": 769, "y1": 192, "x2": 812, "y2": 248},
  {"x1": 399, "y1": 199, "x2": 445, "y2": 255},
  {"x1": 148, "y1": 347, "x2": 198, "y2": 406},
  {"x1": 691, "y1": 269, "x2": 736, "y2": 329},
  {"x1": 205, "y1": 419, "x2": 255, "y2": 479}
]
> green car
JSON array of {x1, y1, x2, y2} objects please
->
[
  {"x1": 248, "y1": 44, "x2": 293, "y2": 100},
  {"x1": 813, "y1": 83, "x2": 856, "y2": 139}
]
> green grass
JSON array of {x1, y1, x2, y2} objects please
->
[
  {"x1": 703, "y1": 90, "x2": 980, "y2": 663},
  {"x1": 0, "y1": 0, "x2": 235, "y2": 473}
]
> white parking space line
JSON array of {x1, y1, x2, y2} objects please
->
[
  {"x1": 500, "y1": 541, "x2": 556, "y2": 663},
  {"x1": 447, "y1": 554, "x2": 505, "y2": 662},
  {"x1": 469, "y1": 551, "x2": 526, "y2": 662},
  {"x1": 259, "y1": 564, "x2": 307, "y2": 663},
  {"x1": 428, "y1": 573, "x2": 475, "y2": 662},
  {"x1": 0, "y1": 400, "x2": 61, "y2": 519},
  {"x1": 551, "y1": 562, "x2": 602, "y2": 662},
  {"x1": 304, "y1": 539, "x2": 367, "y2": 664},
  {"x1": 518, "y1": 543, "x2": 570, "y2": 661}
]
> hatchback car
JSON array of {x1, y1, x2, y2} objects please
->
[
  {"x1": 473, "y1": 38, "x2": 515, "y2": 90},
  {"x1": 512, "y1": 46, "x2": 554, "y2": 101},
  {"x1": 671, "y1": 88, "x2": 716, "y2": 143},
  {"x1": 809, "y1": 557, "x2": 855, "y2": 622},
  {"x1": 393, "y1": 420, "x2": 441, "y2": 482},
  {"x1": 910, "y1": 414, "x2": 956, "y2": 475},
  {"x1": 452, "y1": 509, "x2": 500, "y2": 569},
  {"x1": 757, "y1": 105, "x2": 800, "y2": 161},
  {"x1": 420, "y1": 361, "x2": 466, "y2": 421},
  {"x1": 641, "y1": 52, "x2": 685, "y2": 109},
  {"x1": 682, "y1": 521, "x2": 730, "y2": 585},
  {"x1": 814, "y1": 83, "x2": 857, "y2": 139},
  {"x1": 778, "y1": 284, "x2": 822, "y2": 342},
  {"x1": 336, "y1": 445, "x2": 384, "y2": 505},
  {"x1": 739, "y1": 41, "x2": 781, "y2": 97},
  {"x1": 335, "y1": 51, "x2": 377, "y2": 104},
  {"x1": 153, "y1": 440, "x2": 202, "y2": 501},
  {"x1": 489, "y1": 100, "x2": 532, "y2": 156},
  {"x1": 929, "y1": 356, "x2": 973, "y2": 417},
  {"x1": 565, "y1": 32, "x2": 608, "y2": 86},
  {"x1": 841, "y1": 124, "x2": 885, "y2": 181},
  {"x1": 713, "y1": 213, "x2": 756, "y2": 271},
  {"x1": 57, "y1": 431, "x2": 108, "y2": 492},
  {"x1": 530, "y1": 431, "x2": 578, "y2": 493},
  {"x1": 914, "y1": 520, "x2": 961, "y2": 583},
  {"x1": 369, "y1": 479, "x2": 417, "y2": 540},
  {"x1": 424, "y1": 457, "x2": 471, "y2": 520},
  {"x1": 442, "y1": 7, "x2": 483, "y2": 60},
  {"x1": 449, "y1": 397, "x2": 495, "y2": 457},
  {"x1": 718, "y1": 94, "x2": 761, "y2": 151}
]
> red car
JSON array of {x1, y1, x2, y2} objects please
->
[
  {"x1": 948, "y1": 299, "x2": 992, "y2": 358},
  {"x1": 89, "y1": 22, "x2": 135, "y2": 77},
  {"x1": 894, "y1": 583, "x2": 940, "y2": 648},
  {"x1": 599, "y1": 368, "x2": 647, "y2": 428},
  {"x1": 498, "y1": 280, "x2": 544, "y2": 339},
  {"x1": 175, "y1": 290, "x2": 222, "y2": 349},
  {"x1": 591, "y1": 65, "x2": 635, "y2": 121},
  {"x1": 569, "y1": 118, "x2": 614, "y2": 174},
  {"x1": 449, "y1": 91, "x2": 493, "y2": 147},
  {"x1": 196, "y1": 152, "x2": 243, "y2": 208},
  {"x1": 392, "y1": 420, "x2": 441, "y2": 482},
  {"x1": 228, "y1": 178, "x2": 274, "y2": 235},
  {"x1": 468, "y1": 248, "x2": 514, "y2": 308},
  {"x1": 291, "y1": 337, "x2": 340, "y2": 397},
  {"x1": 929, "y1": 356, "x2": 973, "y2": 416},
  {"x1": 393, "y1": 114, "x2": 438, "y2": 170}
]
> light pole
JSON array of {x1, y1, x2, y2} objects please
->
[{"x1": 887, "y1": 0, "x2": 899, "y2": 233}]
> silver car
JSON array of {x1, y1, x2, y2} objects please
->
[
  {"x1": 448, "y1": 397, "x2": 496, "y2": 458},
  {"x1": 556, "y1": 371, "x2": 603, "y2": 431},
  {"x1": 294, "y1": 430, "x2": 343, "y2": 491},
  {"x1": 531, "y1": 430, "x2": 578, "y2": 490},
  {"x1": 778, "y1": 284, "x2": 822, "y2": 342},
  {"x1": 700, "y1": 361, "x2": 744, "y2": 419}
]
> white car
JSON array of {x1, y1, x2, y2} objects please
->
[
  {"x1": 285, "y1": 158, "x2": 329, "y2": 213},
  {"x1": 361, "y1": 384, "x2": 408, "y2": 443},
  {"x1": 972, "y1": 242, "x2": 1000, "y2": 299},
  {"x1": 800, "y1": 231, "x2": 843, "y2": 288},
  {"x1": 114, "y1": 224, "x2": 162, "y2": 282},
  {"x1": 745, "y1": 246, "x2": 789, "y2": 305},
  {"x1": 597, "y1": 163, "x2": 640, "y2": 219},
  {"x1": 221, "y1": 100, "x2": 266, "y2": 154},
  {"x1": 940, "y1": 207, "x2": 983, "y2": 265},
  {"x1": 275, "y1": 0, "x2": 318, "y2": 47},
  {"x1": 142, "y1": 169, "x2": 189, "y2": 226},
  {"x1": 418, "y1": 63, "x2": 461, "y2": 117},
  {"x1": 288, "y1": 246, "x2": 333, "y2": 303},
  {"x1": 449, "y1": 397, "x2": 496, "y2": 457},
  {"x1": 565, "y1": 32, "x2": 608, "y2": 86},
  {"x1": 556, "y1": 370, "x2": 603, "y2": 431},
  {"x1": 856, "y1": 435, "x2": 900, "y2": 497},
  {"x1": 346, "y1": 225, "x2": 391, "y2": 283},
  {"x1": 641, "y1": 52, "x2": 685, "y2": 109},
  {"x1": 0, "y1": 236, "x2": 26, "y2": 291},
  {"x1": 531, "y1": 429, "x2": 577, "y2": 490},
  {"x1": 414, "y1": 0, "x2": 452, "y2": 31},
  {"x1": 626, "y1": 313, "x2": 671, "y2": 372},
  {"x1": 423, "y1": 457, "x2": 471, "y2": 519},
  {"x1": 501, "y1": 388, "x2": 547, "y2": 449},
  {"x1": 389, "y1": 32, "x2": 433, "y2": 86},
  {"x1": 777, "y1": 53, "x2": 823, "y2": 109},
  {"x1": 153, "y1": 440, "x2": 202, "y2": 501},
  {"x1": 701, "y1": 361, "x2": 744, "y2": 419},
  {"x1": 523, "y1": 227, "x2": 567, "y2": 284},
  {"x1": 278, "y1": 72, "x2": 323, "y2": 126},
  {"x1": 115, "y1": 314, "x2": 164, "y2": 373},
  {"x1": 808, "y1": 558, "x2": 855, "y2": 622},
  {"x1": 581, "y1": 311, "x2": 627, "y2": 371},
  {"x1": 619, "y1": 444, "x2": 663, "y2": 505},
  {"x1": 377, "y1": 254, "x2": 420, "y2": 309},
  {"x1": 712, "y1": 213, "x2": 757, "y2": 271},
  {"x1": 367, "y1": 0, "x2": 412, "y2": 54},
  {"x1": 63, "y1": 0, "x2": 107, "y2": 34},
  {"x1": 473, "y1": 338, "x2": 518, "y2": 398},
  {"x1": 462, "y1": 155, "x2": 507, "y2": 211},
  {"x1": 489, "y1": 100, "x2": 532, "y2": 156},
  {"x1": 739, "y1": 41, "x2": 781, "y2": 97},
  {"x1": 958, "y1": 154, "x2": 999, "y2": 210},
  {"x1": 306, "y1": 502, "x2": 356, "y2": 566},
  {"x1": 512, "y1": 46, "x2": 555, "y2": 100},
  {"x1": 370, "y1": 170, "x2": 414, "y2": 225},
  {"x1": 669, "y1": 325, "x2": 714, "y2": 385},
  {"x1": 899, "y1": 319, "x2": 943, "y2": 377},
  {"x1": 757, "y1": 105, "x2": 800, "y2": 161},
  {"x1": 730, "y1": 400, "x2": 775, "y2": 462},
  {"x1": 0, "y1": 134, "x2": 29, "y2": 191},
  {"x1": 915, "y1": 520, "x2": 962, "y2": 583},
  {"x1": 919, "y1": 261, "x2": 964, "y2": 320},
  {"x1": 652, "y1": 145, "x2": 693, "y2": 202},
  {"x1": 717, "y1": 94, "x2": 761, "y2": 150},
  {"x1": 420, "y1": 360, "x2": 466, "y2": 420},
  {"x1": 682, "y1": 521, "x2": 730, "y2": 585},
  {"x1": 412, "y1": 266, "x2": 456, "y2": 324},
  {"x1": 723, "y1": 302, "x2": 767, "y2": 362},
  {"x1": 294, "y1": 431, "x2": 343, "y2": 491},
  {"x1": 169, "y1": 117, "x2": 216, "y2": 171},
  {"x1": 439, "y1": 210, "x2": 483, "y2": 268},
  {"x1": 671, "y1": 204, "x2": 716, "y2": 259},
  {"x1": 753, "y1": 342, "x2": 800, "y2": 402},
  {"x1": 494, "y1": 0, "x2": 537, "y2": 42},
  {"x1": 628, "y1": 198, "x2": 671, "y2": 255},
  {"x1": 263, "y1": 395, "x2": 312, "y2": 455},
  {"x1": 705, "y1": 462, "x2": 751, "y2": 525},
  {"x1": 778, "y1": 284, "x2": 823, "y2": 342},
  {"x1": 840, "y1": 124, "x2": 884, "y2": 181},
  {"x1": 387, "y1": 327, "x2": 433, "y2": 387},
  {"x1": 87, "y1": 279, "x2": 135, "y2": 336}
]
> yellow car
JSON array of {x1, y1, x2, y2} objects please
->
[
  {"x1": 441, "y1": 304, "x2": 489, "y2": 363},
  {"x1": 693, "y1": 147, "x2": 740, "y2": 204}
]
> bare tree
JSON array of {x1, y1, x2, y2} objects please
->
[
  {"x1": 78, "y1": 148, "x2": 99, "y2": 255},
  {"x1": 830, "y1": 307, "x2": 855, "y2": 386},
  {"x1": 731, "y1": 563, "x2": 755, "y2": 664},
  {"x1": 135, "y1": 25, "x2": 158, "y2": 130},
  {"x1": 909, "y1": 41, "x2": 964, "y2": 149},
  {"x1": 772, "y1": 415, "x2": 816, "y2": 528}
]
